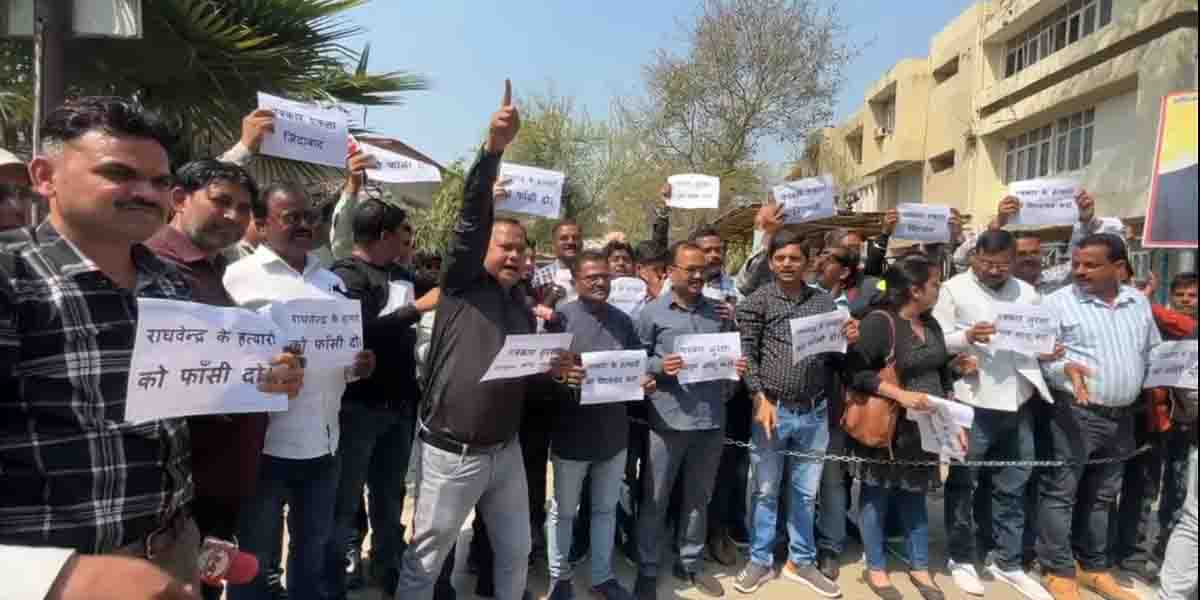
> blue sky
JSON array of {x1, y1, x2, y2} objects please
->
[{"x1": 344, "y1": 1, "x2": 976, "y2": 167}]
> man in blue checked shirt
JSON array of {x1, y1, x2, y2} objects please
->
[{"x1": 1037, "y1": 233, "x2": 1161, "y2": 600}]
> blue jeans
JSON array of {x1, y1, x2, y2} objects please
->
[
  {"x1": 749, "y1": 402, "x2": 829, "y2": 568},
  {"x1": 546, "y1": 450, "x2": 627, "y2": 586},
  {"x1": 327, "y1": 406, "x2": 415, "y2": 594},
  {"x1": 945, "y1": 402, "x2": 1035, "y2": 570},
  {"x1": 860, "y1": 484, "x2": 930, "y2": 572},
  {"x1": 229, "y1": 454, "x2": 341, "y2": 600},
  {"x1": 1036, "y1": 398, "x2": 1133, "y2": 576}
]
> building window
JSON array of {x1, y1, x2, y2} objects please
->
[
  {"x1": 846, "y1": 129, "x2": 864, "y2": 164},
  {"x1": 1005, "y1": 108, "x2": 1095, "y2": 183},
  {"x1": 934, "y1": 56, "x2": 960, "y2": 83},
  {"x1": 1004, "y1": 0, "x2": 1113, "y2": 78},
  {"x1": 930, "y1": 150, "x2": 956, "y2": 173},
  {"x1": 878, "y1": 98, "x2": 896, "y2": 132}
]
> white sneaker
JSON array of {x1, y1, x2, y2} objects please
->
[
  {"x1": 949, "y1": 559, "x2": 986, "y2": 596},
  {"x1": 988, "y1": 564, "x2": 1054, "y2": 600}
]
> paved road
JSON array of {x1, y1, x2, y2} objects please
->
[{"x1": 338, "y1": 491, "x2": 1157, "y2": 600}]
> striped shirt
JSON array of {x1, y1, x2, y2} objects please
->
[{"x1": 1042, "y1": 283, "x2": 1162, "y2": 407}]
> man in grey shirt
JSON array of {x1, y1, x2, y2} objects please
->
[{"x1": 634, "y1": 241, "x2": 747, "y2": 600}]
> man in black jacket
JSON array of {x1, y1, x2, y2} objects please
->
[
  {"x1": 327, "y1": 198, "x2": 437, "y2": 597},
  {"x1": 394, "y1": 80, "x2": 578, "y2": 600}
]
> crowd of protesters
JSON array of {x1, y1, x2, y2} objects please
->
[{"x1": 0, "y1": 84, "x2": 1196, "y2": 600}]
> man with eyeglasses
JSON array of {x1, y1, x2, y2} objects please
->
[
  {"x1": 933, "y1": 230, "x2": 1060, "y2": 600},
  {"x1": 223, "y1": 182, "x2": 377, "y2": 600},
  {"x1": 633, "y1": 241, "x2": 748, "y2": 600}
]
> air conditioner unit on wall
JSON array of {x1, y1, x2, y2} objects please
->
[
  {"x1": 2, "y1": 0, "x2": 142, "y2": 39},
  {"x1": 874, "y1": 127, "x2": 892, "y2": 138}
]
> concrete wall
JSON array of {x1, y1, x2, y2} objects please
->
[{"x1": 823, "y1": 0, "x2": 1197, "y2": 227}]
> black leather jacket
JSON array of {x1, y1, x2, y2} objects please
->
[{"x1": 419, "y1": 148, "x2": 540, "y2": 446}]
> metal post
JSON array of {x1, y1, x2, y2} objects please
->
[{"x1": 29, "y1": 0, "x2": 66, "y2": 226}]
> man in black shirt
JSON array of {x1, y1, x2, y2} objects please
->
[
  {"x1": 327, "y1": 199, "x2": 437, "y2": 596},
  {"x1": 394, "y1": 81, "x2": 577, "y2": 600},
  {"x1": 544, "y1": 250, "x2": 653, "y2": 600}
]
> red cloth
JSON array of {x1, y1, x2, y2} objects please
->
[{"x1": 1151, "y1": 303, "x2": 1198, "y2": 340}]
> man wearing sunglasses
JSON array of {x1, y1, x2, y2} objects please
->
[{"x1": 633, "y1": 241, "x2": 748, "y2": 600}]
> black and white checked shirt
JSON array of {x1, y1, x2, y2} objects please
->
[
  {"x1": 0, "y1": 222, "x2": 194, "y2": 553},
  {"x1": 737, "y1": 282, "x2": 840, "y2": 408}
]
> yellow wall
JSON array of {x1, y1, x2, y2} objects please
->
[{"x1": 822, "y1": 0, "x2": 1198, "y2": 229}]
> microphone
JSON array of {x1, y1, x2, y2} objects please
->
[{"x1": 198, "y1": 537, "x2": 260, "y2": 586}]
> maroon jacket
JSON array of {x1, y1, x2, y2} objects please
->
[{"x1": 145, "y1": 226, "x2": 269, "y2": 509}]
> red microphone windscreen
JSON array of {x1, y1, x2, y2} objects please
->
[{"x1": 224, "y1": 551, "x2": 260, "y2": 585}]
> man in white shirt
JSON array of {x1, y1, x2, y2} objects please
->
[
  {"x1": 953, "y1": 190, "x2": 1124, "y2": 294},
  {"x1": 934, "y1": 230, "x2": 1058, "y2": 600},
  {"x1": 223, "y1": 182, "x2": 375, "y2": 600}
]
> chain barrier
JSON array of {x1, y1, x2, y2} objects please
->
[{"x1": 627, "y1": 417, "x2": 1153, "y2": 469}]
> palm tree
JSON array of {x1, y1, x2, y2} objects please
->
[{"x1": 0, "y1": 0, "x2": 426, "y2": 184}]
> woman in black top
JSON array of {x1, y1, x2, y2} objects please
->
[{"x1": 846, "y1": 255, "x2": 960, "y2": 600}]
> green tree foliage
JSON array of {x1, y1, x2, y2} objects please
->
[{"x1": 0, "y1": 1, "x2": 425, "y2": 183}]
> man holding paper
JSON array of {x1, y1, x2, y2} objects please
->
[
  {"x1": 1036, "y1": 233, "x2": 1161, "y2": 600},
  {"x1": 633, "y1": 241, "x2": 747, "y2": 600},
  {"x1": 542, "y1": 250, "x2": 653, "y2": 600},
  {"x1": 223, "y1": 182, "x2": 376, "y2": 600},
  {"x1": 146, "y1": 159, "x2": 306, "y2": 600},
  {"x1": 0, "y1": 98, "x2": 297, "y2": 587},
  {"x1": 326, "y1": 199, "x2": 438, "y2": 595},
  {"x1": 733, "y1": 230, "x2": 858, "y2": 598},
  {"x1": 932, "y1": 230, "x2": 1057, "y2": 600},
  {"x1": 395, "y1": 81, "x2": 575, "y2": 600}
]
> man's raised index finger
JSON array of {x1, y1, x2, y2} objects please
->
[{"x1": 502, "y1": 79, "x2": 512, "y2": 108}]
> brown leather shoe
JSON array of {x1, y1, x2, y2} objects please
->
[
  {"x1": 1042, "y1": 574, "x2": 1082, "y2": 600},
  {"x1": 1078, "y1": 569, "x2": 1140, "y2": 600}
]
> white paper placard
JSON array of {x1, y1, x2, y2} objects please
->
[
  {"x1": 674, "y1": 332, "x2": 742, "y2": 384},
  {"x1": 774, "y1": 175, "x2": 836, "y2": 224},
  {"x1": 480, "y1": 333, "x2": 574, "y2": 382},
  {"x1": 124, "y1": 299, "x2": 288, "y2": 424},
  {"x1": 789, "y1": 309, "x2": 850, "y2": 364},
  {"x1": 268, "y1": 297, "x2": 364, "y2": 371},
  {"x1": 894, "y1": 203, "x2": 951, "y2": 243},
  {"x1": 667, "y1": 174, "x2": 721, "y2": 210},
  {"x1": 1009, "y1": 178, "x2": 1080, "y2": 226},
  {"x1": 991, "y1": 302, "x2": 1059, "y2": 356},
  {"x1": 498, "y1": 163, "x2": 566, "y2": 219},
  {"x1": 256, "y1": 92, "x2": 348, "y2": 168},
  {"x1": 1144, "y1": 341, "x2": 1199, "y2": 390},
  {"x1": 357, "y1": 140, "x2": 442, "y2": 184},
  {"x1": 581, "y1": 350, "x2": 648, "y2": 404},
  {"x1": 608, "y1": 277, "x2": 648, "y2": 318},
  {"x1": 909, "y1": 395, "x2": 974, "y2": 461},
  {"x1": 379, "y1": 281, "x2": 415, "y2": 317}
]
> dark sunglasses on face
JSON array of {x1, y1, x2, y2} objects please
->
[{"x1": 277, "y1": 209, "x2": 324, "y2": 227}]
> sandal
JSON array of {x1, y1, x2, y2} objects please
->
[
  {"x1": 908, "y1": 573, "x2": 945, "y2": 600},
  {"x1": 864, "y1": 571, "x2": 903, "y2": 600}
]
